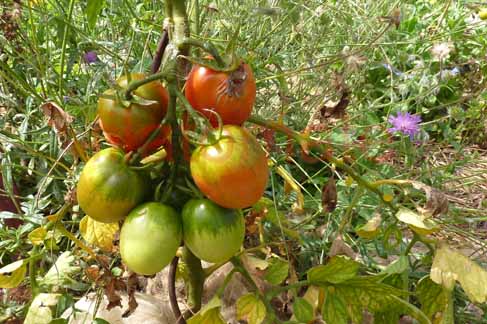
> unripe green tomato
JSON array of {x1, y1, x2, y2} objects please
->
[
  {"x1": 182, "y1": 199, "x2": 245, "y2": 263},
  {"x1": 77, "y1": 148, "x2": 147, "y2": 223},
  {"x1": 120, "y1": 202, "x2": 182, "y2": 275}
]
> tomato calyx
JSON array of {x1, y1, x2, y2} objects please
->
[{"x1": 217, "y1": 63, "x2": 248, "y2": 99}]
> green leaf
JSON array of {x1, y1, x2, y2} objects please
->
[
  {"x1": 416, "y1": 276, "x2": 454, "y2": 324},
  {"x1": 188, "y1": 297, "x2": 225, "y2": 324},
  {"x1": 236, "y1": 293, "x2": 266, "y2": 324},
  {"x1": 0, "y1": 259, "x2": 27, "y2": 289},
  {"x1": 431, "y1": 244, "x2": 487, "y2": 303},
  {"x1": 264, "y1": 257, "x2": 289, "y2": 285},
  {"x1": 25, "y1": 293, "x2": 61, "y2": 324},
  {"x1": 322, "y1": 287, "x2": 348, "y2": 324},
  {"x1": 395, "y1": 208, "x2": 439, "y2": 236},
  {"x1": 382, "y1": 255, "x2": 409, "y2": 275},
  {"x1": 49, "y1": 319, "x2": 68, "y2": 324},
  {"x1": 320, "y1": 276, "x2": 430, "y2": 324},
  {"x1": 86, "y1": 0, "x2": 105, "y2": 29},
  {"x1": 307, "y1": 256, "x2": 360, "y2": 285},
  {"x1": 92, "y1": 319, "x2": 111, "y2": 324},
  {"x1": 293, "y1": 297, "x2": 314, "y2": 323}
]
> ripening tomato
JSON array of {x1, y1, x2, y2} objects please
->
[
  {"x1": 190, "y1": 125, "x2": 268, "y2": 209},
  {"x1": 98, "y1": 73, "x2": 170, "y2": 153},
  {"x1": 182, "y1": 199, "x2": 244, "y2": 263},
  {"x1": 120, "y1": 202, "x2": 182, "y2": 275},
  {"x1": 185, "y1": 62, "x2": 256, "y2": 126},
  {"x1": 77, "y1": 148, "x2": 148, "y2": 223}
]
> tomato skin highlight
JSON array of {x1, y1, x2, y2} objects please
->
[
  {"x1": 98, "y1": 73, "x2": 170, "y2": 153},
  {"x1": 182, "y1": 199, "x2": 245, "y2": 263},
  {"x1": 185, "y1": 62, "x2": 256, "y2": 126},
  {"x1": 76, "y1": 148, "x2": 147, "y2": 223},
  {"x1": 120, "y1": 202, "x2": 182, "y2": 275},
  {"x1": 190, "y1": 125, "x2": 269, "y2": 209}
]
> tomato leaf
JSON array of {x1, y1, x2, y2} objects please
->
[
  {"x1": 322, "y1": 286, "x2": 349, "y2": 324},
  {"x1": 188, "y1": 296, "x2": 225, "y2": 324},
  {"x1": 41, "y1": 251, "x2": 81, "y2": 288},
  {"x1": 28, "y1": 226, "x2": 47, "y2": 245},
  {"x1": 416, "y1": 276, "x2": 454, "y2": 324},
  {"x1": 431, "y1": 243, "x2": 487, "y2": 303},
  {"x1": 236, "y1": 293, "x2": 266, "y2": 324},
  {"x1": 293, "y1": 297, "x2": 314, "y2": 323},
  {"x1": 395, "y1": 208, "x2": 439, "y2": 236},
  {"x1": 356, "y1": 213, "x2": 382, "y2": 239},
  {"x1": 382, "y1": 255, "x2": 409, "y2": 275},
  {"x1": 79, "y1": 216, "x2": 119, "y2": 252},
  {"x1": 86, "y1": 0, "x2": 105, "y2": 29},
  {"x1": 264, "y1": 257, "x2": 289, "y2": 285},
  {"x1": 24, "y1": 293, "x2": 61, "y2": 324},
  {"x1": 307, "y1": 256, "x2": 360, "y2": 285},
  {"x1": 0, "y1": 259, "x2": 27, "y2": 289}
]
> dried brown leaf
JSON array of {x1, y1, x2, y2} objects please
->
[
  {"x1": 40, "y1": 102, "x2": 73, "y2": 133},
  {"x1": 322, "y1": 176, "x2": 337, "y2": 213},
  {"x1": 122, "y1": 272, "x2": 139, "y2": 317},
  {"x1": 412, "y1": 182, "x2": 449, "y2": 217}
]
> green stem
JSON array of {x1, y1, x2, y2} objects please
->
[
  {"x1": 192, "y1": 0, "x2": 200, "y2": 36},
  {"x1": 29, "y1": 246, "x2": 40, "y2": 297},
  {"x1": 58, "y1": 0, "x2": 75, "y2": 99},
  {"x1": 181, "y1": 247, "x2": 205, "y2": 313},
  {"x1": 179, "y1": 38, "x2": 225, "y2": 67}
]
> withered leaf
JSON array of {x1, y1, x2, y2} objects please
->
[
  {"x1": 322, "y1": 176, "x2": 337, "y2": 212},
  {"x1": 329, "y1": 235, "x2": 356, "y2": 259},
  {"x1": 412, "y1": 182, "x2": 449, "y2": 217},
  {"x1": 105, "y1": 277, "x2": 126, "y2": 310},
  {"x1": 122, "y1": 272, "x2": 139, "y2": 317},
  {"x1": 40, "y1": 102, "x2": 74, "y2": 133}
]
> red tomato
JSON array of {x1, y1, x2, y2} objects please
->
[
  {"x1": 190, "y1": 125, "x2": 268, "y2": 209},
  {"x1": 98, "y1": 73, "x2": 170, "y2": 153},
  {"x1": 185, "y1": 62, "x2": 256, "y2": 126}
]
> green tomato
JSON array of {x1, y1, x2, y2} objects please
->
[
  {"x1": 182, "y1": 199, "x2": 245, "y2": 263},
  {"x1": 77, "y1": 148, "x2": 147, "y2": 223},
  {"x1": 120, "y1": 202, "x2": 182, "y2": 275}
]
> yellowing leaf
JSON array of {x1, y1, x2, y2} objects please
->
[
  {"x1": 79, "y1": 216, "x2": 119, "y2": 252},
  {"x1": 264, "y1": 257, "x2": 289, "y2": 285},
  {"x1": 28, "y1": 227, "x2": 47, "y2": 245},
  {"x1": 308, "y1": 256, "x2": 360, "y2": 285},
  {"x1": 243, "y1": 253, "x2": 269, "y2": 271},
  {"x1": 293, "y1": 297, "x2": 314, "y2": 323},
  {"x1": 416, "y1": 276, "x2": 454, "y2": 324},
  {"x1": 431, "y1": 244, "x2": 487, "y2": 303},
  {"x1": 356, "y1": 214, "x2": 382, "y2": 239},
  {"x1": 140, "y1": 148, "x2": 167, "y2": 164},
  {"x1": 236, "y1": 293, "x2": 266, "y2": 324},
  {"x1": 188, "y1": 297, "x2": 225, "y2": 324},
  {"x1": 0, "y1": 259, "x2": 27, "y2": 288},
  {"x1": 24, "y1": 293, "x2": 61, "y2": 324},
  {"x1": 41, "y1": 251, "x2": 81, "y2": 288},
  {"x1": 395, "y1": 208, "x2": 439, "y2": 236}
]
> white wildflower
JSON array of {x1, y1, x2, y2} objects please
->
[{"x1": 431, "y1": 42, "x2": 454, "y2": 61}]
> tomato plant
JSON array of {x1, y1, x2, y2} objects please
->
[
  {"x1": 185, "y1": 62, "x2": 256, "y2": 126},
  {"x1": 181, "y1": 199, "x2": 245, "y2": 263},
  {"x1": 77, "y1": 148, "x2": 148, "y2": 223},
  {"x1": 98, "y1": 73, "x2": 170, "y2": 153},
  {"x1": 120, "y1": 202, "x2": 182, "y2": 275},
  {"x1": 190, "y1": 125, "x2": 269, "y2": 209}
]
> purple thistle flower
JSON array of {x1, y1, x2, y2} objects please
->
[
  {"x1": 84, "y1": 51, "x2": 98, "y2": 64},
  {"x1": 388, "y1": 112, "x2": 421, "y2": 139}
]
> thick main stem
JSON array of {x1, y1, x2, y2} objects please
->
[{"x1": 182, "y1": 247, "x2": 205, "y2": 313}]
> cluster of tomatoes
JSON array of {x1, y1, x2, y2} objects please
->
[{"x1": 76, "y1": 61, "x2": 269, "y2": 275}]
